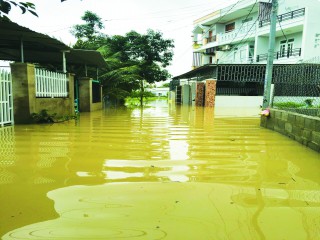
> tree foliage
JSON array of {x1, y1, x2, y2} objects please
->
[
  {"x1": 70, "y1": 12, "x2": 174, "y2": 106},
  {"x1": 71, "y1": 11, "x2": 105, "y2": 42},
  {"x1": 0, "y1": 0, "x2": 37, "y2": 20},
  {"x1": 0, "y1": 0, "x2": 66, "y2": 20}
]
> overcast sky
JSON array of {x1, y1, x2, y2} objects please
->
[{"x1": 8, "y1": 0, "x2": 237, "y2": 77}]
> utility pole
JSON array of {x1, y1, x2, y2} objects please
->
[{"x1": 262, "y1": 0, "x2": 278, "y2": 108}]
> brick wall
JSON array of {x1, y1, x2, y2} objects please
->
[{"x1": 260, "y1": 109, "x2": 320, "y2": 152}]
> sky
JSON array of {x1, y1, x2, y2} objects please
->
[{"x1": 7, "y1": 0, "x2": 238, "y2": 77}]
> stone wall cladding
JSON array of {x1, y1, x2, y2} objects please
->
[{"x1": 260, "y1": 109, "x2": 320, "y2": 152}]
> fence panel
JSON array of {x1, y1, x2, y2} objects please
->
[
  {"x1": 272, "y1": 63, "x2": 320, "y2": 117},
  {"x1": 0, "y1": 69, "x2": 14, "y2": 126},
  {"x1": 35, "y1": 68, "x2": 68, "y2": 98}
]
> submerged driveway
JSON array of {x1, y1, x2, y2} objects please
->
[{"x1": 1, "y1": 100, "x2": 319, "y2": 239}]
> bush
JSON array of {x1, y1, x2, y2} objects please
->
[
  {"x1": 31, "y1": 109, "x2": 77, "y2": 123},
  {"x1": 273, "y1": 102, "x2": 305, "y2": 108}
]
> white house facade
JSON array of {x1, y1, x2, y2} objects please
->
[{"x1": 192, "y1": 0, "x2": 320, "y2": 67}]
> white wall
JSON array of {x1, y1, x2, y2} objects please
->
[
  {"x1": 255, "y1": 36, "x2": 269, "y2": 56},
  {"x1": 301, "y1": 5, "x2": 320, "y2": 61}
]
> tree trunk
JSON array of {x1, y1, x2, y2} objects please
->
[{"x1": 139, "y1": 79, "x2": 144, "y2": 107}]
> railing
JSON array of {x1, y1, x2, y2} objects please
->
[
  {"x1": 259, "y1": 8, "x2": 305, "y2": 28},
  {"x1": 35, "y1": 68, "x2": 68, "y2": 98},
  {"x1": 0, "y1": 69, "x2": 14, "y2": 126},
  {"x1": 256, "y1": 48, "x2": 302, "y2": 62}
]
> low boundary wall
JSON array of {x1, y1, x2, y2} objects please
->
[{"x1": 260, "y1": 108, "x2": 320, "y2": 152}]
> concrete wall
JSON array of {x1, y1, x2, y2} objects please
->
[
  {"x1": 35, "y1": 74, "x2": 74, "y2": 117},
  {"x1": 260, "y1": 108, "x2": 320, "y2": 152},
  {"x1": 11, "y1": 63, "x2": 75, "y2": 124}
]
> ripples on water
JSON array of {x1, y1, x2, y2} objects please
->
[{"x1": 0, "y1": 100, "x2": 319, "y2": 239}]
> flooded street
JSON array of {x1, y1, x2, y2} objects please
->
[{"x1": 0, "y1": 100, "x2": 319, "y2": 240}]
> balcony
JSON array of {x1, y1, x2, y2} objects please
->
[
  {"x1": 256, "y1": 48, "x2": 302, "y2": 62},
  {"x1": 259, "y1": 8, "x2": 305, "y2": 28}
]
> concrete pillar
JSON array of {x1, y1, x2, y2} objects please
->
[
  {"x1": 182, "y1": 84, "x2": 190, "y2": 105},
  {"x1": 78, "y1": 77, "x2": 103, "y2": 112},
  {"x1": 191, "y1": 82, "x2": 196, "y2": 106},
  {"x1": 205, "y1": 79, "x2": 217, "y2": 107},
  {"x1": 11, "y1": 63, "x2": 36, "y2": 124},
  {"x1": 79, "y1": 77, "x2": 92, "y2": 112},
  {"x1": 68, "y1": 73, "x2": 75, "y2": 114},
  {"x1": 195, "y1": 82, "x2": 205, "y2": 106}
]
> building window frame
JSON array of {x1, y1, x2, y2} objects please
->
[{"x1": 225, "y1": 22, "x2": 235, "y2": 33}]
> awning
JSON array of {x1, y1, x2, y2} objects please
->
[{"x1": 0, "y1": 20, "x2": 106, "y2": 68}]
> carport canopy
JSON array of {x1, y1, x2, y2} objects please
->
[{"x1": 0, "y1": 20, "x2": 106, "y2": 69}]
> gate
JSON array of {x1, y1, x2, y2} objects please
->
[{"x1": 0, "y1": 69, "x2": 14, "y2": 126}]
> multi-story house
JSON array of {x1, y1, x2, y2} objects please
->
[
  {"x1": 192, "y1": 0, "x2": 320, "y2": 67},
  {"x1": 170, "y1": 0, "x2": 320, "y2": 107}
]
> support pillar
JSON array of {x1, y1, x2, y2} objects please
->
[
  {"x1": 11, "y1": 63, "x2": 35, "y2": 124},
  {"x1": 205, "y1": 79, "x2": 217, "y2": 107},
  {"x1": 79, "y1": 77, "x2": 92, "y2": 112},
  {"x1": 79, "y1": 77, "x2": 103, "y2": 112},
  {"x1": 195, "y1": 82, "x2": 205, "y2": 106}
]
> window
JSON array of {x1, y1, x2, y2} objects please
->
[
  {"x1": 279, "y1": 39, "x2": 294, "y2": 58},
  {"x1": 249, "y1": 45, "x2": 254, "y2": 62},
  {"x1": 225, "y1": 22, "x2": 235, "y2": 32}
]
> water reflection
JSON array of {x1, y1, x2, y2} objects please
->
[{"x1": 1, "y1": 101, "x2": 320, "y2": 239}]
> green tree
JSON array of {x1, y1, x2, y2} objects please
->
[
  {"x1": 70, "y1": 12, "x2": 174, "y2": 107},
  {"x1": 123, "y1": 30, "x2": 174, "y2": 106},
  {"x1": 71, "y1": 11, "x2": 105, "y2": 43}
]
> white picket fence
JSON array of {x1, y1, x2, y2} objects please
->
[
  {"x1": 0, "y1": 69, "x2": 14, "y2": 126},
  {"x1": 35, "y1": 68, "x2": 68, "y2": 98}
]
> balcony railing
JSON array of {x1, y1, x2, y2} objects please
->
[
  {"x1": 256, "y1": 48, "x2": 302, "y2": 62},
  {"x1": 259, "y1": 8, "x2": 305, "y2": 28}
]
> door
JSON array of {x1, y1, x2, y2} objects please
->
[
  {"x1": 0, "y1": 69, "x2": 14, "y2": 126},
  {"x1": 279, "y1": 40, "x2": 286, "y2": 58},
  {"x1": 287, "y1": 39, "x2": 294, "y2": 57}
]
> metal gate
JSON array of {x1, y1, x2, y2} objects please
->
[{"x1": 0, "y1": 69, "x2": 14, "y2": 126}]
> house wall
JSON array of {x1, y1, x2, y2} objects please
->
[
  {"x1": 260, "y1": 108, "x2": 320, "y2": 152},
  {"x1": 217, "y1": 43, "x2": 250, "y2": 63},
  {"x1": 255, "y1": 36, "x2": 269, "y2": 57},
  {"x1": 301, "y1": 6, "x2": 320, "y2": 61},
  {"x1": 11, "y1": 63, "x2": 75, "y2": 124}
]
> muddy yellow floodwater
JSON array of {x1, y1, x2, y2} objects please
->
[{"x1": 0, "y1": 100, "x2": 319, "y2": 240}]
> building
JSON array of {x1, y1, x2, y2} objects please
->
[
  {"x1": 192, "y1": 0, "x2": 320, "y2": 67},
  {"x1": 0, "y1": 21, "x2": 106, "y2": 126},
  {"x1": 146, "y1": 87, "x2": 169, "y2": 97},
  {"x1": 171, "y1": 0, "x2": 320, "y2": 108}
]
